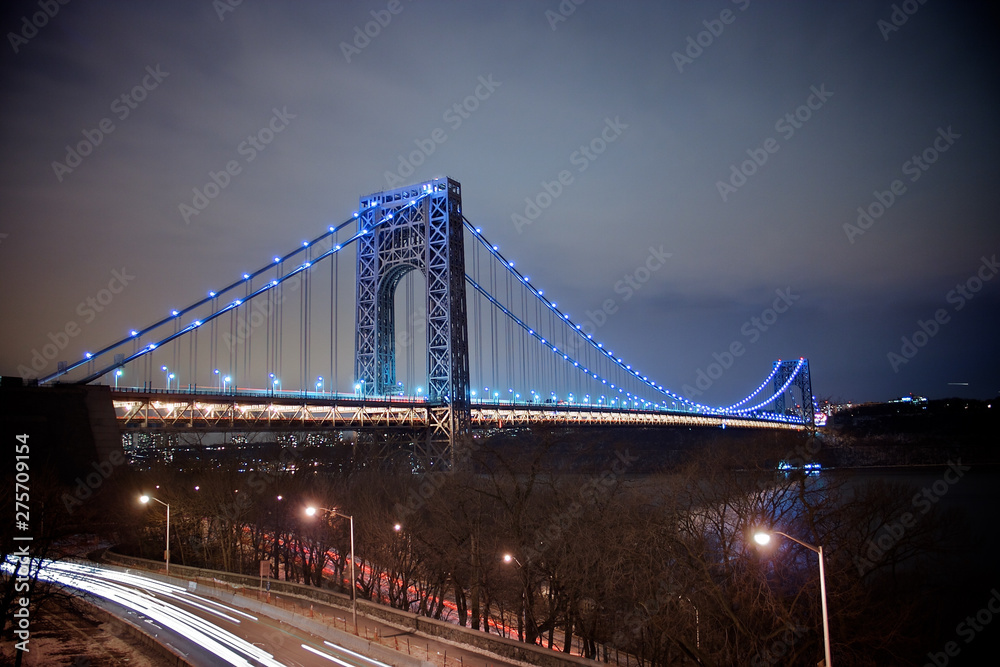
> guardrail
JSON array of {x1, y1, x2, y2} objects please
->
[{"x1": 98, "y1": 550, "x2": 610, "y2": 667}]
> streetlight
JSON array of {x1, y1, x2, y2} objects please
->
[
  {"x1": 114, "y1": 368, "x2": 123, "y2": 389},
  {"x1": 754, "y1": 530, "x2": 832, "y2": 667},
  {"x1": 139, "y1": 495, "x2": 170, "y2": 574},
  {"x1": 306, "y1": 506, "x2": 356, "y2": 632},
  {"x1": 502, "y1": 553, "x2": 532, "y2": 644},
  {"x1": 161, "y1": 366, "x2": 172, "y2": 390},
  {"x1": 223, "y1": 375, "x2": 231, "y2": 393},
  {"x1": 317, "y1": 376, "x2": 325, "y2": 393}
]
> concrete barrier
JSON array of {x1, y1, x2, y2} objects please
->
[
  {"x1": 99, "y1": 550, "x2": 599, "y2": 667},
  {"x1": 74, "y1": 594, "x2": 194, "y2": 667}
]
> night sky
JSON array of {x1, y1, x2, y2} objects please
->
[{"x1": 1, "y1": 0, "x2": 998, "y2": 405}]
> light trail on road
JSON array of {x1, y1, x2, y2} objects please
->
[{"x1": 3, "y1": 558, "x2": 403, "y2": 667}]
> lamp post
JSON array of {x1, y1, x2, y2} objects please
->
[
  {"x1": 139, "y1": 495, "x2": 170, "y2": 573},
  {"x1": 503, "y1": 553, "x2": 533, "y2": 644},
  {"x1": 754, "y1": 530, "x2": 831, "y2": 667},
  {"x1": 306, "y1": 506, "x2": 356, "y2": 633}
]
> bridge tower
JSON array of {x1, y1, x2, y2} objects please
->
[
  {"x1": 772, "y1": 359, "x2": 815, "y2": 427},
  {"x1": 354, "y1": 177, "x2": 470, "y2": 469}
]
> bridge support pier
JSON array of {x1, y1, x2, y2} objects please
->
[
  {"x1": 354, "y1": 178, "x2": 471, "y2": 470},
  {"x1": 772, "y1": 359, "x2": 815, "y2": 426}
]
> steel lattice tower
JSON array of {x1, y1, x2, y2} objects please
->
[
  {"x1": 354, "y1": 177, "x2": 470, "y2": 469},
  {"x1": 772, "y1": 359, "x2": 815, "y2": 427}
]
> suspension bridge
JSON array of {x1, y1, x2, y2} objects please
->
[{"x1": 38, "y1": 177, "x2": 815, "y2": 470}]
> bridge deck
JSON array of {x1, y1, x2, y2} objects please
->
[{"x1": 111, "y1": 388, "x2": 805, "y2": 432}]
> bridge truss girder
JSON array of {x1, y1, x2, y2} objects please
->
[{"x1": 112, "y1": 397, "x2": 806, "y2": 433}]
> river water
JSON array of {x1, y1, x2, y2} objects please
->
[{"x1": 827, "y1": 464, "x2": 1000, "y2": 666}]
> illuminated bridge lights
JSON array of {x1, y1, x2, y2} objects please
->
[
  {"x1": 465, "y1": 217, "x2": 803, "y2": 419},
  {"x1": 48, "y1": 191, "x2": 809, "y2": 428}
]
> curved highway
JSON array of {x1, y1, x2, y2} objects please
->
[{"x1": 6, "y1": 558, "x2": 401, "y2": 667}]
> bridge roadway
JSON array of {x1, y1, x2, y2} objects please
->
[
  {"x1": 111, "y1": 387, "x2": 805, "y2": 432},
  {"x1": 32, "y1": 558, "x2": 522, "y2": 667}
]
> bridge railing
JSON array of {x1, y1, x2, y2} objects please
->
[{"x1": 111, "y1": 385, "x2": 430, "y2": 404}]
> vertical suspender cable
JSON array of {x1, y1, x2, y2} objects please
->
[{"x1": 333, "y1": 240, "x2": 339, "y2": 395}]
